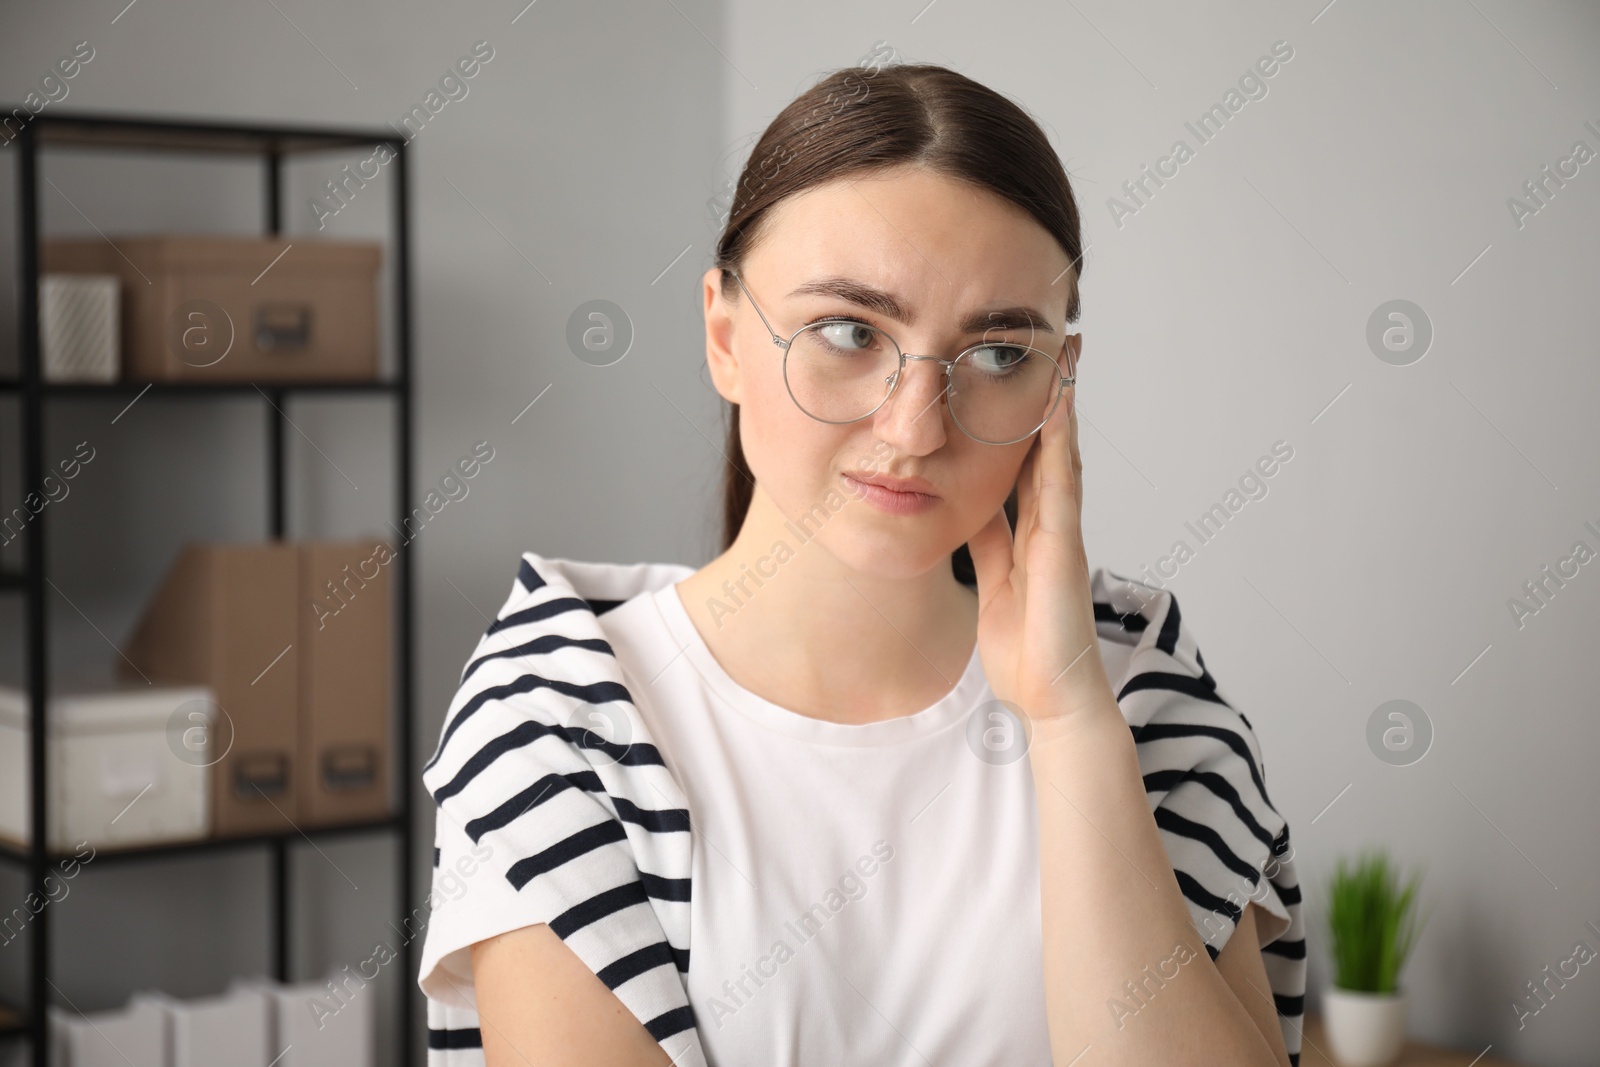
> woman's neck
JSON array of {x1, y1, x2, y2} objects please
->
[{"x1": 675, "y1": 486, "x2": 979, "y2": 725}]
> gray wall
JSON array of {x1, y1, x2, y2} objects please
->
[{"x1": 3, "y1": 1, "x2": 1599, "y2": 1065}]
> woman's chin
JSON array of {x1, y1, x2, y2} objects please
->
[{"x1": 820, "y1": 526, "x2": 959, "y2": 582}]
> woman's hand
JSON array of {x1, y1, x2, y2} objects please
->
[{"x1": 966, "y1": 383, "x2": 1120, "y2": 726}]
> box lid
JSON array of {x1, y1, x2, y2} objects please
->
[
  {"x1": 42, "y1": 233, "x2": 380, "y2": 273},
  {"x1": 0, "y1": 683, "x2": 215, "y2": 736}
]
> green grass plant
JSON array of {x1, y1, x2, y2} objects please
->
[{"x1": 1325, "y1": 848, "x2": 1431, "y2": 994}]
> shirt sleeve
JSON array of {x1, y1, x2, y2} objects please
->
[
  {"x1": 415, "y1": 556, "x2": 705, "y2": 1067},
  {"x1": 1098, "y1": 570, "x2": 1308, "y2": 1064}
]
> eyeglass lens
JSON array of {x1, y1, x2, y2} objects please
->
[{"x1": 784, "y1": 320, "x2": 1063, "y2": 444}]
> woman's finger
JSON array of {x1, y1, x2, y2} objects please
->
[
  {"x1": 1066, "y1": 385, "x2": 1082, "y2": 519},
  {"x1": 1014, "y1": 436, "x2": 1040, "y2": 555},
  {"x1": 1034, "y1": 384, "x2": 1077, "y2": 540}
]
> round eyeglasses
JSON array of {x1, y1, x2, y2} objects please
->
[{"x1": 727, "y1": 268, "x2": 1075, "y2": 446}]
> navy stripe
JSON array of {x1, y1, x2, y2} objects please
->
[
  {"x1": 640, "y1": 870, "x2": 692, "y2": 902},
  {"x1": 1094, "y1": 600, "x2": 1148, "y2": 633},
  {"x1": 616, "y1": 795, "x2": 692, "y2": 835},
  {"x1": 1154, "y1": 807, "x2": 1260, "y2": 884},
  {"x1": 643, "y1": 1004, "x2": 697, "y2": 1041},
  {"x1": 1175, "y1": 768, "x2": 1276, "y2": 851},
  {"x1": 428, "y1": 1026, "x2": 483, "y2": 1050},
  {"x1": 517, "y1": 557, "x2": 546, "y2": 594},
  {"x1": 549, "y1": 879, "x2": 650, "y2": 939},
  {"x1": 464, "y1": 770, "x2": 690, "y2": 841},
  {"x1": 1130, "y1": 722, "x2": 1269, "y2": 802},
  {"x1": 1263, "y1": 937, "x2": 1307, "y2": 960},
  {"x1": 1100, "y1": 573, "x2": 1157, "y2": 631},
  {"x1": 1275, "y1": 993, "x2": 1305, "y2": 1017},
  {"x1": 424, "y1": 672, "x2": 636, "y2": 775},
  {"x1": 507, "y1": 819, "x2": 627, "y2": 890},
  {"x1": 597, "y1": 941, "x2": 678, "y2": 989},
  {"x1": 1142, "y1": 768, "x2": 1187, "y2": 795},
  {"x1": 1145, "y1": 766, "x2": 1274, "y2": 852},
  {"x1": 433, "y1": 717, "x2": 672, "y2": 803},
  {"x1": 565, "y1": 722, "x2": 675, "y2": 768},
  {"x1": 487, "y1": 596, "x2": 592, "y2": 637},
  {"x1": 465, "y1": 772, "x2": 584, "y2": 839},
  {"x1": 434, "y1": 721, "x2": 569, "y2": 802},
  {"x1": 1156, "y1": 594, "x2": 1182, "y2": 654},
  {"x1": 1175, "y1": 867, "x2": 1240, "y2": 921},
  {"x1": 1119, "y1": 670, "x2": 1230, "y2": 708},
  {"x1": 461, "y1": 634, "x2": 615, "y2": 683}
]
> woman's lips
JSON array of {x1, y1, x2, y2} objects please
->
[{"x1": 840, "y1": 472, "x2": 940, "y2": 515}]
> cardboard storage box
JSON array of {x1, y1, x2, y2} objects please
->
[
  {"x1": 123, "y1": 542, "x2": 301, "y2": 836},
  {"x1": 0, "y1": 684, "x2": 212, "y2": 853},
  {"x1": 39, "y1": 234, "x2": 380, "y2": 383},
  {"x1": 122, "y1": 540, "x2": 393, "y2": 837},
  {"x1": 298, "y1": 540, "x2": 392, "y2": 826}
]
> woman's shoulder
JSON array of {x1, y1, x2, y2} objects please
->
[
  {"x1": 428, "y1": 548, "x2": 696, "y2": 803},
  {"x1": 418, "y1": 548, "x2": 705, "y2": 1064},
  {"x1": 1089, "y1": 566, "x2": 1306, "y2": 1050},
  {"x1": 1087, "y1": 566, "x2": 1256, "y2": 738},
  {"x1": 497, "y1": 549, "x2": 696, "y2": 615}
]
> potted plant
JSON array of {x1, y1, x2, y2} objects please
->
[{"x1": 1322, "y1": 848, "x2": 1432, "y2": 1067}]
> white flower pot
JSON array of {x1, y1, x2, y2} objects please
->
[{"x1": 1323, "y1": 986, "x2": 1408, "y2": 1067}]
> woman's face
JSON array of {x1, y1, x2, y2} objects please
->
[{"x1": 704, "y1": 165, "x2": 1082, "y2": 581}]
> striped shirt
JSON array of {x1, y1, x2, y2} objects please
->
[{"x1": 417, "y1": 552, "x2": 1307, "y2": 1066}]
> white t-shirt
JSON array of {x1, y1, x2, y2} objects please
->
[
  {"x1": 416, "y1": 551, "x2": 1306, "y2": 1067},
  {"x1": 597, "y1": 580, "x2": 1135, "y2": 1065}
]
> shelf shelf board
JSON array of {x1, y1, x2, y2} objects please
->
[
  {"x1": 0, "y1": 379, "x2": 400, "y2": 396},
  {"x1": 14, "y1": 109, "x2": 401, "y2": 156},
  {"x1": 0, "y1": 814, "x2": 403, "y2": 868}
]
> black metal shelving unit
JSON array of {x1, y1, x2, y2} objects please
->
[{"x1": 0, "y1": 110, "x2": 416, "y2": 1066}]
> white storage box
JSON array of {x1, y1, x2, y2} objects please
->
[
  {"x1": 0, "y1": 684, "x2": 214, "y2": 852},
  {"x1": 129, "y1": 986, "x2": 273, "y2": 1067},
  {"x1": 41, "y1": 273, "x2": 120, "y2": 382},
  {"x1": 256, "y1": 972, "x2": 374, "y2": 1067},
  {"x1": 48, "y1": 995, "x2": 167, "y2": 1067}
]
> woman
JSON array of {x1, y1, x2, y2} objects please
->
[{"x1": 418, "y1": 62, "x2": 1304, "y2": 1066}]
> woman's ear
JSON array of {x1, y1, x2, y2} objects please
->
[
  {"x1": 1064, "y1": 332, "x2": 1083, "y2": 376},
  {"x1": 703, "y1": 266, "x2": 744, "y2": 405}
]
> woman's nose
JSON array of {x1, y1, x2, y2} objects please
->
[{"x1": 872, "y1": 357, "x2": 949, "y2": 453}]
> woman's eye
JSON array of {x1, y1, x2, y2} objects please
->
[
  {"x1": 815, "y1": 322, "x2": 877, "y2": 350},
  {"x1": 970, "y1": 344, "x2": 1030, "y2": 372}
]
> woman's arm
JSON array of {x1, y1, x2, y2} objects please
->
[
  {"x1": 471, "y1": 923, "x2": 674, "y2": 1067},
  {"x1": 1215, "y1": 902, "x2": 1294, "y2": 1065},
  {"x1": 966, "y1": 385, "x2": 1289, "y2": 1065},
  {"x1": 1027, "y1": 710, "x2": 1288, "y2": 1066}
]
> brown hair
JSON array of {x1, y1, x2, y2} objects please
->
[{"x1": 711, "y1": 61, "x2": 1085, "y2": 584}]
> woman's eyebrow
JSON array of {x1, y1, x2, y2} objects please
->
[{"x1": 786, "y1": 276, "x2": 1057, "y2": 334}]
